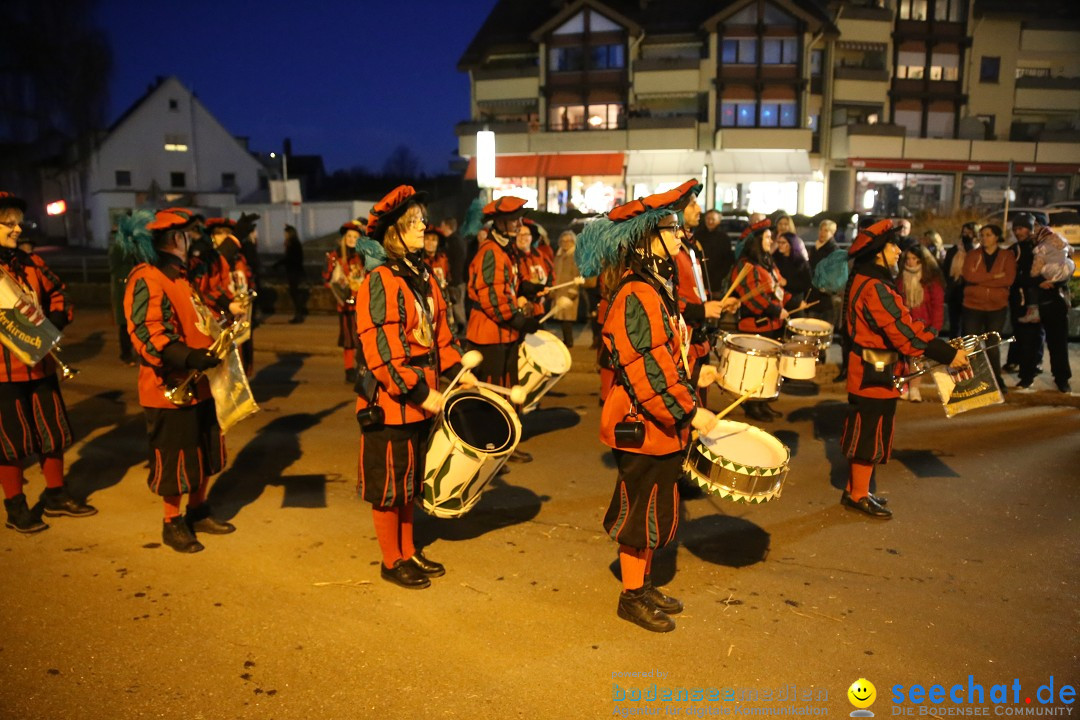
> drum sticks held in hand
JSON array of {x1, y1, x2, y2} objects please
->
[
  {"x1": 476, "y1": 381, "x2": 528, "y2": 407},
  {"x1": 539, "y1": 296, "x2": 575, "y2": 325},
  {"x1": 717, "y1": 264, "x2": 752, "y2": 305},
  {"x1": 786, "y1": 300, "x2": 819, "y2": 317},
  {"x1": 712, "y1": 381, "x2": 766, "y2": 423},
  {"x1": 444, "y1": 350, "x2": 483, "y2": 397}
]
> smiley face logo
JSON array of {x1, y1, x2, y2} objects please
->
[{"x1": 847, "y1": 678, "x2": 877, "y2": 709}]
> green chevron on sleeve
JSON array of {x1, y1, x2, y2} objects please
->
[
  {"x1": 369, "y1": 269, "x2": 388, "y2": 325},
  {"x1": 130, "y1": 279, "x2": 161, "y2": 359}
]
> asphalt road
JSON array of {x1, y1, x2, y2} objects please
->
[{"x1": 1, "y1": 311, "x2": 1077, "y2": 719}]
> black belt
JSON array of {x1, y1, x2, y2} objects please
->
[{"x1": 411, "y1": 352, "x2": 437, "y2": 368}]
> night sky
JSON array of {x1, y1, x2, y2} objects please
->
[{"x1": 95, "y1": 0, "x2": 498, "y2": 175}]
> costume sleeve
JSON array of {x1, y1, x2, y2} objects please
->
[
  {"x1": 431, "y1": 276, "x2": 464, "y2": 377},
  {"x1": 608, "y1": 287, "x2": 696, "y2": 429},
  {"x1": 355, "y1": 269, "x2": 428, "y2": 402},
  {"x1": 125, "y1": 274, "x2": 183, "y2": 370},
  {"x1": 471, "y1": 245, "x2": 521, "y2": 326},
  {"x1": 863, "y1": 280, "x2": 955, "y2": 364},
  {"x1": 32, "y1": 257, "x2": 73, "y2": 322},
  {"x1": 737, "y1": 264, "x2": 782, "y2": 319}
]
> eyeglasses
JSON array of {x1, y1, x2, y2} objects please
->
[
  {"x1": 657, "y1": 224, "x2": 682, "y2": 235},
  {"x1": 407, "y1": 215, "x2": 428, "y2": 228}
]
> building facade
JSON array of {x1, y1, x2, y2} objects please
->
[
  {"x1": 60, "y1": 76, "x2": 267, "y2": 248},
  {"x1": 457, "y1": 0, "x2": 1080, "y2": 217}
]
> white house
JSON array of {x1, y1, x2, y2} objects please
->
[{"x1": 67, "y1": 76, "x2": 266, "y2": 248}]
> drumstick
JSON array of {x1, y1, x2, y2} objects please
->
[
  {"x1": 540, "y1": 277, "x2": 584, "y2": 294},
  {"x1": 476, "y1": 381, "x2": 528, "y2": 406},
  {"x1": 539, "y1": 296, "x2": 574, "y2": 324},
  {"x1": 786, "y1": 300, "x2": 819, "y2": 318},
  {"x1": 443, "y1": 349, "x2": 483, "y2": 397},
  {"x1": 716, "y1": 264, "x2": 752, "y2": 304},
  {"x1": 711, "y1": 381, "x2": 765, "y2": 423}
]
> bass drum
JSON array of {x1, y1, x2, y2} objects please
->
[{"x1": 422, "y1": 388, "x2": 521, "y2": 518}]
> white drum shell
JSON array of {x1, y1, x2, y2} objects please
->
[
  {"x1": 779, "y1": 342, "x2": 818, "y2": 380},
  {"x1": 422, "y1": 388, "x2": 522, "y2": 518},
  {"x1": 717, "y1": 334, "x2": 781, "y2": 399},
  {"x1": 517, "y1": 330, "x2": 572, "y2": 413}
]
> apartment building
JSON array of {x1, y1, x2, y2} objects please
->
[{"x1": 457, "y1": 0, "x2": 1080, "y2": 217}]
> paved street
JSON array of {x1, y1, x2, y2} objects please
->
[{"x1": 1, "y1": 310, "x2": 1077, "y2": 719}]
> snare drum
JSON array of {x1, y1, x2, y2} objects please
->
[
  {"x1": 779, "y1": 341, "x2": 818, "y2": 380},
  {"x1": 717, "y1": 334, "x2": 782, "y2": 399},
  {"x1": 422, "y1": 388, "x2": 521, "y2": 518},
  {"x1": 785, "y1": 317, "x2": 833, "y2": 350},
  {"x1": 684, "y1": 420, "x2": 790, "y2": 503},
  {"x1": 517, "y1": 330, "x2": 572, "y2": 413}
]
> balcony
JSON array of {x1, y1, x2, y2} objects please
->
[
  {"x1": 473, "y1": 64, "x2": 539, "y2": 81},
  {"x1": 891, "y1": 78, "x2": 964, "y2": 100},
  {"x1": 627, "y1": 116, "x2": 698, "y2": 130},
  {"x1": 633, "y1": 57, "x2": 700, "y2": 72},
  {"x1": 835, "y1": 67, "x2": 889, "y2": 82},
  {"x1": 1014, "y1": 77, "x2": 1080, "y2": 112},
  {"x1": 455, "y1": 121, "x2": 529, "y2": 136}
]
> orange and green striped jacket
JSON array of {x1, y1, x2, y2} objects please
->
[
  {"x1": 355, "y1": 262, "x2": 463, "y2": 425},
  {"x1": 188, "y1": 239, "x2": 233, "y2": 316},
  {"x1": 466, "y1": 239, "x2": 528, "y2": 345},
  {"x1": 124, "y1": 257, "x2": 214, "y2": 409},
  {"x1": 845, "y1": 264, "x2": 956, "y2": 399},
  {"x1": 732, "y1": 259, "x2": 787, "y2": 333},
  {"x1": 600, "y1": 272, "x2": 697, "y2": 455},
  {"x1": 0, "y1": 254, "x2": 70, "y2": 383}
]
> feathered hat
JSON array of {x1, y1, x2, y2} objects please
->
[
  {"x1": 204, "y1": 217, "x2": 236, "y2": 234},
  {"x1": 115, "y1": 209, "x2": 158, "y2": 264},
  {"x1": 482, "y1": 195, "x2": 528, "y2": 220},
  {"x1": 576, "y1": 179, "x2": 701, "y2": 278}
]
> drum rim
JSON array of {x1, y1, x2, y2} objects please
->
[
  {"x1": 696, "y1": 420, "x2": 790, "y2": 472},
  {"x1": 443, "y1": 391, "x2": 519, "y2": 454},
  {"x1": 521, "y1": 330, "x2": 572, "y2": 373},
  {"x1": 787, "y1": 318, "x2": 832, "y2": 332},
  {"x1": 724, "y1": 333, "x2": 782, "y2": 357},
  {"x1": 781, "y1": 342, "x2": 818, "y2": 358}
]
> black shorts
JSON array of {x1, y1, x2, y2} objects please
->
[
  {"x1": 0, "y1": 376, "x2": 74, "y2": 462},
  {"x1": 603, "y1": 450, "x2": 682, "y2": 551},
  {"x1": 143, "y1": 400, "x2": 226, "y2": 497},
  {"x1": 358, "y1": 420, "x2": 431, "y2": 508},
  {"x1": 841, "y1": 394, "x2": 896, "y2": 464},
  {"x1": 467, "y1": 340, "x2": 520, "y2": 387}
]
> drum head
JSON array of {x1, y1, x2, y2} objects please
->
[
  {"x1": 725, "y1": 334, "x2": 781, "y2": 356},
  {"x1": 445, "y1": 393, "x2": 516, "y2": 454},
  {"x1": 522, "y1": 331, "x2": 571, "y2": 374},
  {"x1": 781, "y1": 341, "x2": 817, "y2": 358},
  {"x1": 700, "y1": 420, "x2": 788, "y2": 470},
  {"x1": 787, "y1": 318, "x2": 831, "y2": 334}
]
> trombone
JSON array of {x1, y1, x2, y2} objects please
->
[
  {"x1": 892, "y1": 332, "x2": 1013, "y2": 390},
  {"x1": 163, "y1": 319, "x2": 248, "y2": 406}
]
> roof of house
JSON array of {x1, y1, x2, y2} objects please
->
[{"x1": 458, "y1": 0, "x2": 835, "y2": 69}]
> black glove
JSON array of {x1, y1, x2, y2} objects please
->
[
  {"x1": 47, "y1": 311, "x2": 68, "y2": 331},
  {"x1": 185, "y1": 349, "x2": 221, "y2": 371},
  {"x1": 518, "y1": 280, "x2": 542, "y2": 300},
  {"x1": 521, "y1": 316, "x2": 541, "y2": 335}
]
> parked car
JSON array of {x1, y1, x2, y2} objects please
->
[{"x1": 979, "y1": 207, "x2": 1050, "y2": 233}]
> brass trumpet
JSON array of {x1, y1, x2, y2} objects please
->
[
  {"x1": 164, "y1": 319, "x2": 248, "y2": 406},
  {"x1": 50, "y1": 348, "x2": 79, "y2": 381}
]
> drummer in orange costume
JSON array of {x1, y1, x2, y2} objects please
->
[
  {"x1": 324, "y1": 221, "x2": 366, "y2": 384},
  {"x1": 673, "y1": 210, "x2": 727, "y2": 405},
  {"x1": 354, "y1": 186, "x2": 476, "y2": 589},
  {"x1": 577, "y1": 179, "x2": 736, "y2": 634},
  {"x1": 729, "y1": 220, "x2": 790, "y2": 422},
  {"x1": 423, "y1": 225, "x2": 451, "y2": 298},
  {"x1": 513, "y1": 219, "x2": 552, "y2": 318},
  {"x1": 466, "y1": 195, "x2": 539, "y2": 463}
]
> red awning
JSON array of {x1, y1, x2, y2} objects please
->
[{"x1": 465, "y1": 153, "x2": 625, "y2": 179}]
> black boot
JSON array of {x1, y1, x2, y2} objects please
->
[
  {"x1": 617, "y1": 587, "x2": 675, "y2": 632},
  {"x1": 643, "y1": 575, "x2": 683, "y2": 615},
  {"x1": 185, "y1": 504, "x2": 236, "y2": 534},
  {"x1": 162, "y1": 517, "x2": 204, "y2": 553},
  {"x1": 4, "y1": 494, "x2": 48, "y2": 534},
  {"x1": 42, "y1": 486, "x2": 97, "y2": 518},
  {"x1": 407, "y1": 550, "x2": 445, "y2": 577},
  {"x1": 380, "y1": 559, "x2": 431, "y2": 589},
  {"x1": 508, "y1": 448, "x2": 533, "y2": 463}
]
